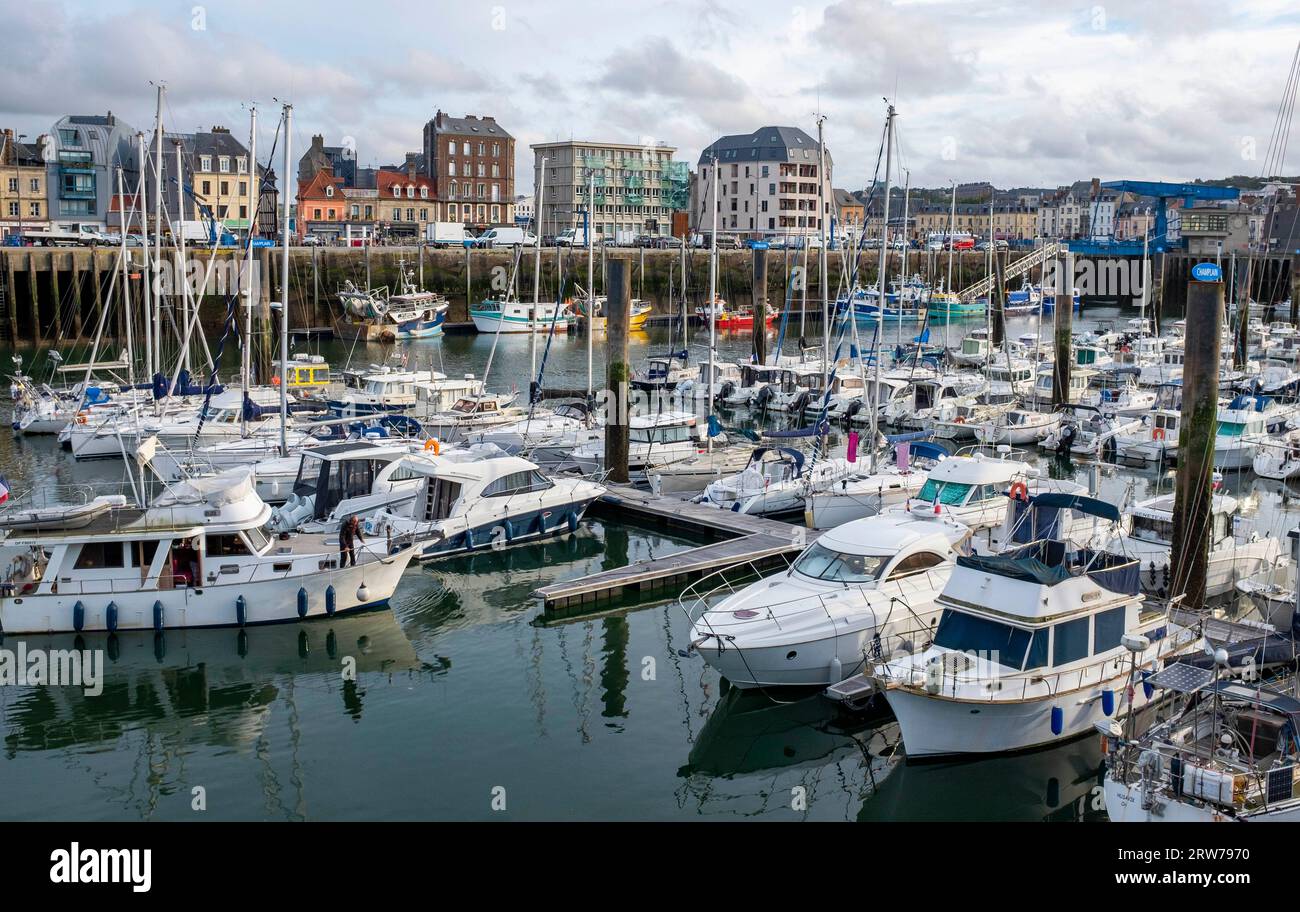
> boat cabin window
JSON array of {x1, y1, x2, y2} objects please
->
[
  {"x1": 1052, "y1": 616, "x2": 1090, "y2": 666},
  {"x1": 423, "y1": 478, "x2": 462, "y2": 520},
  {"x1": 886, "y1": 552, "x2": 947, "y2": 579},
  {"x1": 243, "y1": 526, "x2": 270, "y2": 553},
  {"x1": 316, "y1": 459, "x2": 382, "y2": 519},
  {"x1": 917, "y1": 479, "x2": 972, "y2": 505},
  {"x1": 1131, "y1": 514, "x2": 1173, "y2": 544},
  {"x1": 483, "y1": 469, "x2": 554, "y2": 498},
  {"x1": 933, "y1": 609, "x2": 1032, "y2": 670},
  {"x1": 1216, "y1": 420, "x2": 1247, "y2": 437},
  {"x1": 129, "y1": 540, "x2": 159, "y2": 569},
  {"x1": 630, "y1": 424, "x2": 692, "y2": 445},
  {"x1": 1094, "y1": 606, "x2": 1126, "y2": 654},
  {"x1": 792, "y1": 542, "x2": 887, "y2": 583},
  {"x1": 207, "y1": 534, "x2": 251, "y2": 557},
  {"x1": 73, "y1": 541, "x2": 125, "y2": 570}
]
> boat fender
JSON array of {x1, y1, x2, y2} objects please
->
[
  {"x1": 325, "y1": 585, "x2": 337, "y2": 616},
  {"x1": 152, "y1": 600, "x2": 164, "y2": 632},
  {"x1": 298, "y1": 587, "x2": 309, "y2": 618},
  {"x1": 504, "y1": 519, "x2": 515, "y2": 542},
  {"x1": 567, "y1": 511, "x2": 579, "y2": 533},
  {"x1": 236, "y1": 595, "x2": 247, "y2": 627},
  {"x1": 924, "y1": 658, "x2": 943, "y2": 695},
  {"x1": 465, "y1": 529, "x2": 476, "y2": 551},
  {"x1": 106, "y1": 601, "x2": 119, "y2": 632},
  {"x1": 72, "y1": 600, "x2": 85, "y2": 632},
  {"x1": 829, "y1": 656, "x2": 843, "y2": 684},
  {"x1": 730, "y1": 501, "x2": 740, "y2": 512},
  {"x1": 1050, "y1": 705, "x2": 1064, "y2": 736},
  {"x1": 1101, "y1": 689, "x2": 1115, "y2": 717},
  {"x1": 1141, "y1": 669, "x2": 1154, "y2": 700}
]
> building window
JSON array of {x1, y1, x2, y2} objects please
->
[
  {"x1": 239, "y1": 181, "x2": 247, "y2": 197},
  {"x1": 492, "y1": 143, "x2": 500, "y2": 157},
  {"x1": 6, "y1": 202, "x2": 16, "y2": 217},
  {"x1": 420, "y1": 186, "x2": 428, "y2": 199},
  {"x1": 201, "y1": 180, "x2": 211, "y2": 195},
  {"x1": 477, "y1": 183, "x2": 485, "y2": 199},
  {"x1": 449, "y1": 181, "x2": 457, "y2": 198},
  {"x1": 200, "y1": 155, "x2": 212, "y2": 171},
  {"x1": 325, "y1": 185, "x2": 334, "y2": 198},
  {"x1": 219, "y1": 156, "x2": 231, "y2": 173},
  {"x1": 239, "y1": 205, "x2": 248, "y2": 219},
  {"x1": 462, "y1": 142, "x2": 470, "y2": 155},
  {"x1": 29, "y1": 178, "x2": 38, "y2": 193},
  {"x1": 478, "y1": 142, "x2": 485, "y2": 155},
  {"x1": 220, "y1": 181, "x2": 229, "y2": 196},
  {"x1": 6, "y1": 178, "x2": 14, "y2": 193},
  {"x1": 448, "y1": 140, "x2": 455, "y2": 156},
  {"x1": 237, "y1": 156, "x2": 247, "y2": 174},
  {"x1": 314, "y1": 208, "x2": 322, "y2": 219},
  {"x1": 449, "y1": 161, "x2": 456, "y2": 177},
  {"x1": 419, "y1": 208, "x2": 428, "y2": 220},
  {"x1": 392, "y1": 186, "x2": 400, "y2": 198},
  {"x1": 477, "y1": 163, "x2": 485, "y2": 177},
  {"x1": 491, "y1": 205, "x2": 499, "y2": 221},
  {"x1": 326, "y1": 208, "x2": 334, "y2": 219},
  {"x1": 407, "y1": 185, "x2": 415, "y2": 198}
]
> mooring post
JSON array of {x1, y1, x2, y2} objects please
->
[
  {"x1": 991, "y1": 250, "x2": 1007, "y2": 348},
  {"x1": 26, "y1": 250, "x2": 38, "y2": 340},
  {"x1": 1292, "y1": 255, "x2": 1299, "y2": 326},
  {"x1": 50, "y1": 254, "x2": 62, "y2": 340},
  {"x1": 1051, "y1": 252, "x2": 1073, "y2": 408},
  {"x1": 464, "y1": 245, "x2": 471, "y2": 317},
  {"x1": 605, "y1": 256, "x2": 631, "y2": 484},
  {"x1": 90, "y1": 250, "x2": 105, "y2": 343},
  {"x1": 70, "y1": 252, "x2": 84, "y2": 339},
  {"x1": 312, "y1": 244, "x2": 320, "y2": 318},
  {"x1": 1169, "y1": 276, "x2": 1223, "y2": 611},
  {"x1": 5, "y1": 253, "x2": 18, "y2": 343},
  {"x1": 752, "y1": 245, "x2": 768, "y2": 366},
  {"x1": 365, "y1": 241, "x2": 372, "y2": 289}
]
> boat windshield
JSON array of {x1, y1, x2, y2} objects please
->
[
  {"x1": 1131, "y1": 513, "x2": 1173, "y2": 544},
  {"x1": 1216, "y1": 421, "x2": 1246, "y2": 437},
  {"x1": 933, "y1": 609, "x2": 1034, "y2": 670},
  {"x1": 792, "y1": 542, "x2": 887, "y2": 583},
  {"x1": 917, "y1": 479, "x2": 972, "y2": 505}
]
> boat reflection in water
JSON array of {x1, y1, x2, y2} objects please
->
[
  {"x1": 676, "y1": 685, "x2": 900, "y2": 819},
  {"x1": 1, "y1": 609, "x2": 421, "y2": 758},
  {"x1": 858, "y1": 736, "x2": 1108, "y2": 822}
]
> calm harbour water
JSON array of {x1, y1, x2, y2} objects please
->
[{"x1": 0, "y1": 304, "x2": 1296, "y2": 821}]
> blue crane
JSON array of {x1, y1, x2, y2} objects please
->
[{"x1": 1072, "y1": 180, "x2": 1241, "y2": 255}]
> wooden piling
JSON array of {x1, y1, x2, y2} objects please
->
[
  {"x1": 26, "y1": 251, "x2": 37, "y2": 343},
  {"x1": 1051, "y1": 253, "x2": 1073, "y2": 408},
  {"x1": 1169, "y1": 277, "x2": 1223, "y2": 611},
  {"x1": 991, "y1": 250, "x2": 1007, "y2": 347},
  {"x1": 49, "y1": 255, "x2": 62, "y2": 340},
  {"x1": 70, "y1": 252, "x2": 84, "y2": 339},
  {"x1": 605, "y1": 256, "x2": 631, "y2": 485},
  {"x1": 752, "y1": 247, "x2": 768, "y2": 366},
  {"x1": 5, "y1": 253, "x2": 18, "y2": 342}
]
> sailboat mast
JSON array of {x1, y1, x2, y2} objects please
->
[
  {"x1": 138, "y1": 132, "x2": 153, "y2": 382},
  {"x1": 870, "y1": 104, "x2": 895, "y2": 474},
  {"x1": 945, "y1": 179, "x2": 957, "y2": 349},
  {"x1": 707, "y1": 154, "x2": 719, "y2": 453},
  {"x1": 530, "y1": 157, "x2": 547, "y2": 386},
  {"x1": 898, "y1": 168, "x2": 910, "y2": 347},
  {"x1": 116, "y1": 166, "x2": 136, "y2": 388},
  {"x1": 152, "y1": 85, "x2": 164, "y2": 376},
  {"x1": 174, "y1": 139, "x2": 189, "y2": 374},
  {"x1": 279, "y1": 103, "x2": 293, "y2": 457},
  {"x1": 241, "y1": 105, "x2": 258, "y2": 437},
  {"x1": 817, "y1": 116, "x2": 829, "y2": 391},
  {"x1": 586, "y1": 169, "x2": 594, "y2": 397}
]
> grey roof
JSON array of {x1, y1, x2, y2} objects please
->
[
  {"x1": 67, "y1": 114, "x2": 115, "y2": 126},
  {"x1": 698, "y1": 125, "x2": 829, "y2": 166},
  {"x1": 430, "y1": 112, "x2": 513, "y2": 140}
]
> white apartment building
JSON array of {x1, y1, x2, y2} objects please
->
[
  {"x1": 530, "y1": 140, "x2": 688, "y2": 240},
  {"x1": 694, "y1": 126, "x2": 832, "y2": 239}
]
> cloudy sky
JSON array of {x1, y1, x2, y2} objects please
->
[{"x1": 2, "y1": 0, "x2": 1297, "y2": 192}]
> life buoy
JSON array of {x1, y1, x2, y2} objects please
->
[
  {"x1": 271, "y1": 375, "x2": 281, "y2": 387},
  {"x1": 1152, "y1": 427, "x2": 1165, "y2": 440},
  {"x1": 423, "y1": 438, "x2": 441, "y2": 454},
  {"x1": 75, "y1": 413, "x2": 87, "y2": 425},
  {"x1": 954, "y1": 416, "x2": 966, "y2": 424},
  {"x1": 1009, "y1": 481, "x2": 1029, "y2": 502}
]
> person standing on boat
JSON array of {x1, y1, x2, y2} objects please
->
[{"x1": 339, "y1": 515, "x2": 365, "y2": 568}]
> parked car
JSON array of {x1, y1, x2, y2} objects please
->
[
  {"x1": 654, "y1": 235, "x2": 684, "y2": 249},
  {"x1": 474, "y1": 226, "x2": 537, "y2": 248},
  {"x1": 301, "y1": 234, "x2": 325, "y2": 247}
]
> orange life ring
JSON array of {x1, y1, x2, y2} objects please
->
[
  {"x1": 1152, "y1": 427, "x2": 1165, "y2": 440},
  {"x1": 954, "y1": 416, "x2": 966, "y2": 424},
  {"x1": 271, "y1": 375, "x2": 281, "y2": 386},
  {"x1": 423, "y1": 438, "x2": 441, "y2": 454},
  {"x1": 75, "y1": 413, "x2": 87, "y2": 424},
  {"x1": 1009, "y1": 481, "x2": 1029, "y2": 502}
]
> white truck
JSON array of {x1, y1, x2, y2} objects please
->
[
  {"x1": 22, "y1": 223, "x2": 113, "y2": 247},
  {"x1": 555, "y1": 227, "x2": 588, "y2": 247},
  {"x1": 613, "y1": 229, "x2": 638, "y2": 247},
  {"x1": 424, "y1": 222, "x2": 472, "y2": 247}
]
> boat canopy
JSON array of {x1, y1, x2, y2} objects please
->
[
  {"x1": 1028, "y1": 492, "x2": 1121, "y2": 523},
  {"x1": 957, "y1": 550, "x2": 1071, "y2": 586}
]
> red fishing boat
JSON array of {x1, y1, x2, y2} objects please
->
[{"x1": 696, "y1": 297, "x2": 777, "y2": 330}]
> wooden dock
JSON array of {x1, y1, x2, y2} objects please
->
[{"x1": 535, "y1": 484, "x2": 818, "y2": 618}]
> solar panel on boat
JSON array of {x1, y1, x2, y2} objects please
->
[
  {"x1": 1146, "y1": 663, "x2": 1215, "y2": 694},
  {"x1": 1267, "y1": 766, "x2": 1295, "y2": 805}
]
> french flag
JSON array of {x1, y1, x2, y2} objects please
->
[{"x1": 0, "y1": 475, "x2": 10, "y2": 506}]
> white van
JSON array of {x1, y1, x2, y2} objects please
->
[
  {"x1": 555, "y1": 227, "x2": 587, "y2": 247},
  {"x1": 475, "y1": 226, "x2": 536, "y2": 248}
]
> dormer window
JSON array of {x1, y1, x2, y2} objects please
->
[
  {"x1": 219, "y1": 156, "x2": 231, "y2": 173},
  {"x1": 199, "y1": 155, "x2": 212, "y2": 172},
  {"x1": 392, "y1": 186, "x2": 401, "y2": 198},
  {"x1": 420, "y1": 186, "x2": 428, "y2": 199},
  {"x1": 407, "y1": 185, "x2": 415, "y2": 198},
  {"x1": 325, "y1": 185, "x2": 334, "y2": 197},
  {"x1": 237, "y1": 156, "x2": 247, "y2": 174}
]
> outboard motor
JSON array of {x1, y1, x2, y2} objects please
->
[
  {"x1": 844, "y1": 399, "x2": 864, "y2": 421},
  {"x1": 753, "y1": 384, "x2": 775, "y2": 412},
  {"x1": 717, "y1": 380, "x2": 735, "y2": 404},
  {"x1": 789, "y1": 390, "x2": 811, "y2": 415},
  {"x1": 1055, "y1": 422, "x2": 1077, "y2": 456}
]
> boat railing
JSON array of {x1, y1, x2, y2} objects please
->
[
  {"x1": 871, "y1": 617, "x2": 1194, "y2": 703},
  {"x1": 0, "y1": 482, "x2": 116, "y2": 513}
]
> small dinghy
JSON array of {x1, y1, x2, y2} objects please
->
[{"x1": 0, "y1": 495, "x2": 128, "y2": 532}]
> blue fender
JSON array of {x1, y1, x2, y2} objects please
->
[
  {"x1": 236, "y1": 595, "x2": 247, "y2": 627},
  {"x1": 1050, "y1": 705, "x2": 1064, "y2": 736},
  {"x1": 152, "y1": 600, "x2": 164, "y2": 631},
  {"x1": 106, "y1": 601, "x2": 119, "y2": 632},
  {"x1": 73, "y1": 601, "x2": 85, "y2": 632},
  {"x1": 297, "y1": 587, "x2": 308, "y2": 618},
  {"x1": 325, "y1": 585, "x2": 336, "y2": 616}
]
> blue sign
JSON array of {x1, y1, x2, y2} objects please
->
[
  {"x1": 749, "y1": 241, "x2": 769, "y2": 250},
  {"x1": 1191, "y1": 262, "x2": 1222, "y2": 282}
]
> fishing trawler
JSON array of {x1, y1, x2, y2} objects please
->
[
  {"x1": 469, "y1": 296, "x2": 571, "y2": 333},
  {"x1": 335, "y1": 262, "x2": 448, "y2": 342}
]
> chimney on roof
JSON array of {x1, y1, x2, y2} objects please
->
[
  {"x1": 406, "y1": 152, "x2": 417, "y2": 182},
  {"x1": 311, "y1": 134, "x2": 324, "y2": 153},
  {"x1": 106, "y1": 111, "x2": 114, "y2": 125}
]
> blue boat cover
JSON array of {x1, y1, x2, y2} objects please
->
[
  {"x1": 1029, "y1": 492, "x2": 1121, "y2": 523},
  {"x1": 956, "y1": 551, "x2": 1071, "y2": 586}
]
